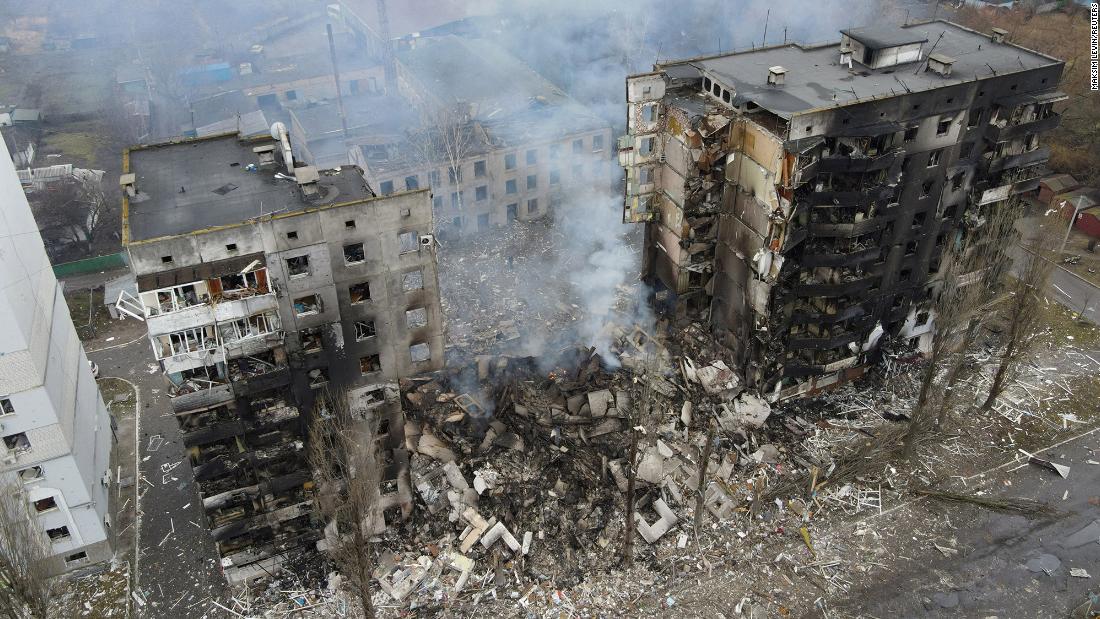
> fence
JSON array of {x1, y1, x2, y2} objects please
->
[{"x1": 53, "y1": 252, "x2": 129, "y2": 278}]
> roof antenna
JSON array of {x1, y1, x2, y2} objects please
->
[{"x1": 762, "y1": 8, "x2": 770, "y2": 46}]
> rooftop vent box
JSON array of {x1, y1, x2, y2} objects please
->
[
  {"x1": 767, "y1": 66, "x2": 787, "y2": 86},
  {"x1": 295, "y1": 166, "x2": 321, "y2": 197},
  {"x1": 990, "y1": 27, "x2": 1008, "y2": 44},
  {"x1": 839, "y1": 51, "x2": 853, "y2": 69},
  {"x1": 252, "y1": 144, "x2": 277, "y2": 167},
  {"x1": 926, "y1": 53, "x2": 955, "y2": 77}
]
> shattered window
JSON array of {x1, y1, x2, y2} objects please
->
[
  {"x1": 959, "y1": 142, "x2": 975, "y2": 160},
  {"x1": 406, "y1": 307, "x2": 428, "y2": 330},
  {"x1": 936, "y1": 116, "x2": 952, "y2": 136},
  {"x1": 0, "y1": 398, "x2": 13, "y2": 415},
  {"x1": 19, "y1": 466, "x2": 43, "y2": 482},
  {"x1": 410, "y1": 343, "x2": 430, "y2": 363},
  {"x1": 592, "y1": 135, "x2": 604, "y2": 152},
  {"x1": 46, "y1": 526, "x2": 71, "y2": 541},
  {"x1": 398, "y1": 231, "x2": 418, "y2": 254},
  {"x1": 527, "y1": 199, "x2": 538, "y2": 214},
  {"x1": 354, "y1": 320, "x2": 376, "y2": 341},
  {"x1": 505, "y1": 153, "x2": 516, "y2": 170},
  {"x1": 505, "y1": 179, "x2": 517, "y2": 194},
  {"x1": 927, "y1": 149, "x2": 943, "y2": 167},
  {"x1": 968, "y1": 108, "x2": 983, "y2": 128},
  {"x1": 403, "y1": 270, "x2": 424, "y2": 292},
  {"x1": 3, "y1": 432, "x2": 30, "y2": 452},
  {"x1": 344, "y1": 242, "x2": 365, "y2": 264},
  {"x1": 448, "y1": 166, "x2": 461, "y2": 184},
  {"x1": 430, "y1": 170, "x2": 441, "y2": 187},
  {"x1": 639, "y1": 136, "x2": 654, "y2": 155},
  {"x1": 360, "y1": 354, "x2": 382, "y2": 375},
  {"x1": 293, "y1": 294, "x2": 322, "y2": 316},
  {"x1": 380, "y1": 180, "x2": 394, "y2": 195},
  {"x1": 526, "y1": 149, "x2": 537, "y2": 165},
  {"x1": 527, "y1": 174, "x2": 537, "y2": 190},
  {"x1": 474, "y1": 160, "x2": 487, "y2": 177},
  {"x1": 920, "y1": 180, "x2": 934, "y2": 198},
  {"x1": 34, "y1": 497, "x2": 57, "y2": 513},
  {"x1": 285, "y1": 255, "x2": 310, "y2": 278},
  {"x1": 405, "y1": 175, "x2": 419, "y2": 190},
  {"x1": 903, "y1": 126, "x2": 918, "y2": 143},
  {"x1": 349, "y1": 282, "x2": 371, "y2": 304},
  {"x1": 476, "y1": 185, "x2": 488, "y2": 201},
  {"x1": 309, "y1": 367, "x2": 330, "y2": 388}
]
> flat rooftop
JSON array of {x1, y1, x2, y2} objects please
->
[
  {"x1": 661, "y1": 20, "x2": 1062, "y2": 119},
  {"x1": 124, "y1": 133, "x2": 373, "y2": 243}
]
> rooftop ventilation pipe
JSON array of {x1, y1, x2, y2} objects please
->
[{"x1": 270, "y1": 122, "x2": 294, "y2": 172}]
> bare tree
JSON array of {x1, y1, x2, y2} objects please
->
[
  {"x1": 405, "y1": 103, "x2": 482, "y2": 219},
  {"x1": 979, "y1": 219, "x2": 1056, "y2": 411},
  {"x1": 0, "y1": 477, "x2": 52, "y2": 619},
  {"x1": 309, "y1": 388, "x2": 382, "y2": 619}
]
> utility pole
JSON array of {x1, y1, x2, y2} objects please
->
[
  {"x1": 326, "y1": 23, "x2": 350, "y2": 140},
  {"x1": 376, "y1": 0, "x2": 398, "y2": 94}
]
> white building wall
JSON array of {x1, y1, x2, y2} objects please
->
[{"x1": 0, "y1": 142, "x2": 113, "y2": 573}]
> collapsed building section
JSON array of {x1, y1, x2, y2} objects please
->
[
  {"x1": 118, "y1": 131, "x2": 443, "y2": 582},
  {"x1": 621, "y1": 21, "x2": 1065, "y2": 400}
]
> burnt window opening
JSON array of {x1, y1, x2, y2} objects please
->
[
  {"x1": 903, "y1": 126, "x2": 918, "y2": 143},
  {"x1": 639, "y1": 136, "x2": 655, "y2": 155},
  {"x1": 46, "y1": 526, "x2": 70, "y2": 541},
  {"x1": 293, "y1": 294, "x2": 322, "y2": 316},
  {"x1": 345, "y1": 219, "x2": 356, "y2": 229},
  {"x1": 959, "y1": 142, "x2": 975, "y2": 160},
  {"x1": 592, "y1": 135, "x2": 604, "y2": 152},
  {"x1": 968, "y1": 108, "x2": 983, "y2": 128},
  {"x1": 527, "y1": 199, "x2": 538, "y2": 214},
  {"x1": 380, "y1": 180, "x2": 394, "y2": 195},
  {"x1": 161, "y1": 255, "x2": 173, "y2": 264},
  {"x1": 912, "y1": 103, "x2": 921, "y2": 111},
  {"x1": 0, "y1": 398, "x2": 13, "y2": 415},
  {"x1": 928, "y1": 149, "x2": 943, "y2": 167},
  {"x1": 475, "y1": 185, "x2": 488, "y2": 201},
  {"x1": 505, "y1": 179, "x2": 517, "y2": 194},
  {"x1": 936, "y1": 116, "x2": 952, "y2": 136},
  {"x1": 285, "y1": 255, "x2": 309, "y2": 277},
  {"x1": 703, "y1": 76, "x2": 712, "y2": 91},
  {"x1": 410, "y1": 342, "x2": 431, "y2": 363},
  {"x1": 286, "y1": 230, "x2": 298, "y2": 240},
  {"x1": 354, "y1": 320, "x2": 376, "y2": 341},
  {"x1": 526, "y1": 174, "x2": 537, "y2": 190},
  {"x1": 405, "y1": 175, "x2": 420, "y2": 190},
  {"x1": 505, "y1": 153, "x2": 517, "y2": 170},
  {"x1": 377, "y1": 416, "x2": 391, "y2": 436},
  {"x1": 474, "y1": 160, "x2": 487, "y2": 178},
  {"x1": 951, "y1": 172, "x2": 965, "y2": 191},
  {"x1": 344, "y1": 242, "x2": 365, "y2": 265},
  {"x1": 905, "y1": 240, "x2": 918, "y2": 255},
  {"x1": 402, "y1": 270, "x2": 424, "y2": 292},
  {"x1": 722, "y1": 90, "x2": 731, "y2": 103},
  {"x1": 360, "y1": 354, "x2": 382, "y2": 375},
  {"x1": 309, "y1": 367, "x2": 330, "y2": 388},
  {"x1": 900, "y1": 268, "x2": 912, "y2": 282},
  {"x1": 507, "y1": 203, "x2": 518, "y2": 222},
  {"x1": 891, "y1": 295, "x2": 905, "y2": 310},
  {"x1": 33, "y1": 497, "x2": 57, "y2": 512},
  {"x1": 406, "y1": 307, "x2": 428, "y2": 330},
  {"x1": 300, "y1": 327, "x2": 323, "y2": 352},
  {"x1": 225, "y1": 243, "x2": 238, "y2": 252},
  {"x1": 946, "y1": 97, "x2": 954, "y2": 104},
  {"x1": 935, "y1": 233, "x2": 947, "y2": 248},
  {"x1": 526, "y1": 149, "x2": 537, "y2": 166},
  {"x1": 3, "y1": 432, "x2": 30, "y2": 452},
  {"x1": 978, "y1": 90, "x2": 985, "y2": 97},
  {"x1": 916, "y1": 311, "x2": 931, "y2": 326},
  {"x1": 349, "y1": 282, "x2": 371, "y2": 304},
  {"x1": 912, "y1": 212, "x2": 927, "y2": 228},
  {"x1": 943, "y1": 204, "x2": 959, "y2": 219},
  {"x1": 920, "y1": 180, "x2": 935, "y2": 198},
  {"x1": 398, "y1": 231, "x2": 418, "y2": 253},
  {"x1": 1024, "y1": 133, "x2": 1039, "y2": 151},
  {"x1": 550, "y1": 169, "x2": 561, "y2": 185},
  {"x1": 65, "y1": 552, "x2": 88, "y2": 565},
  {"x1": 805, "y1": 124, "x2": 813, "y2": 133}
]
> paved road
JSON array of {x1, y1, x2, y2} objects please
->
[
  {"x1": 1013, "y1": 244, "x2": 1099, "y2": 325},
  {"x1": 844, "y1": 427, "x2": 1100, "y2": 618},
  {"x1": 89, "y1": 335, "x2": 225, "y2": 617}
]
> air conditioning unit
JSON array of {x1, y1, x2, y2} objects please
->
[{"x1": 419, "y1": 234, "x2": 435, "y2": 248}]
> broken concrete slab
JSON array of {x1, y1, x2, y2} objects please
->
[
  {"x1": 637, "y1": 448, "x2": 666, "y2": 484},
  {"x1": 636, "y1": 498, "x2": 678, "y2": 544},
  {"x1": 1061, "y1": 519, "x2": 1100, "y2": 548},
  {"x1": 750, "y1": 444, "x2": 780, "y2": 464},
  {"x1": 480, "y1": 521, "x2": 521, "y2": 553},
  {"x1": 416, "y1": 431, "x2": 456, "y2": 462},
  {"x1": 696, "y1": 360, "x2": 739, "y2": 397},
  {"x1": 587, "y1": 389, "x2": 613, "y2": 418},
  {"x1": 1025, "y1": 553, "x2": 1061, "y2": 574}
]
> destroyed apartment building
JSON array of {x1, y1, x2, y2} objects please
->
[
  {"x1": 621, "y1": 20, "x2": 1065, "y2": 400},
  {"x1": 116, "y1": 128, "x2": 444, "y2": 582}
]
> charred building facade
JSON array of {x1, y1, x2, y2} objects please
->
[
  {"x1": 621, "y1": 21, "x2": 1064, "y2": 400},
  {"x1": 117, "y1": 131, "x2": 442, "y2": 582}
]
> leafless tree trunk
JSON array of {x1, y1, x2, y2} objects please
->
[
  {"x1": 309, "y1": 389, "x2": 382, "y2": 619},
  {"x1": 693, "y1": 421, "x2": 716, "y2": 538},
  {"x1": 0, "y1": 478, "x2": 52, "y2": 619},
  {"x1": 405, "y1": 103, "x2": 482, "y2": 221},
  {"x1": 623, "y1": 421, "x2": 638, "y2": 569},
  {"x1": 979, "y1": 223, "x2": 1056, "y2": 411}
]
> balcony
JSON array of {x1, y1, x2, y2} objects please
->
[
  {"x1": 182, "y1": 420, "x2": 247, "y2": 449},
  {"x1": 800, "y1": 245, "x2": 881, "y2": 268},
  {"x1": 170, "y1": 383, "x2": 234, "y2": 414},
  {"x1": 793, "y1": 273, "x2": 879, "y2": 297},
  {"x1": 233, "y1": 366, "x2": 291, "y2": 397},
  {"x1": 213, "y1": 293, "x2": 278, "y2": 322},
  {"x1": 787, "y1": 328, "x2": 866, "y2": 350},
  {"x1": 985, "y1": 112, "x2": 1060, "y2": 142},
  {"x1": 802, "y1": 185, "x2": 895, "y2": 209},
  {"x1": 808, "y1": 216, "x2": 890, "y2": 238},
  {"x1": 984, "y1": 146, "x2": 1049, "y2": 175},
  {"x1": 816, "y1": 148, "x2": 900, "y2": 174}
]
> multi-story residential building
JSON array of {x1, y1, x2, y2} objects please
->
[
  {"x1": 289, "y1": 35, "x2": 614, "y2": 237},
  {"x1": 116, "y1": 131, "x2": 442, "y2": 582},
  {"x1": 620, "y1": 21, "x2": 1064, "y2": 400},
  {"x1": 0, "y1": 143, "x2": 114, "y2": 574}
]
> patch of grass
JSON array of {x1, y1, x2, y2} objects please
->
[
  {"x1": 1036, "y1": 296, "x2": 1100, "y2": 350},
  {"x1": 97, "y1": 377, "x2": 136, "y2": 418},
  {"x1": 42, "y1": 131, "x2": 101, "y2": 167},
  {"x1": 64, "y1": 289, "x2": 113, "y2": 342}
]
